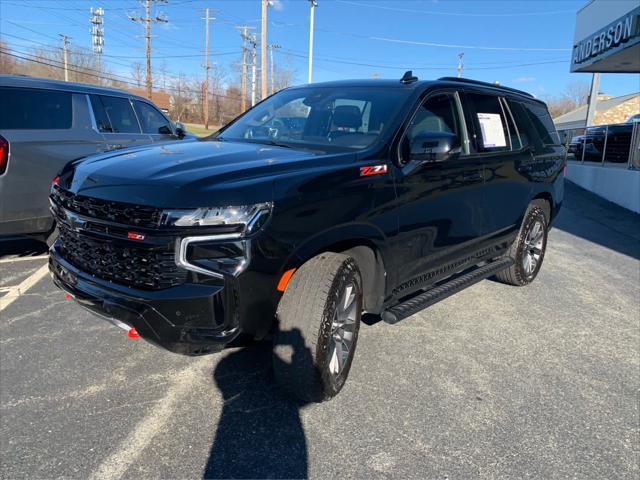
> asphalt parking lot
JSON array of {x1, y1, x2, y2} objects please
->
[{"x1": 1, "y1": 181, "x2": 639, "y2": 480}]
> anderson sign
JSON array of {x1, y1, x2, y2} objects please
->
[{"x1": 572, "y1": 9, "x2": 639, "y2": 68}]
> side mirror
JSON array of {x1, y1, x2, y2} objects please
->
[
  {"x1": 410, "y1": 131, "x2": 458, "y2": 162},
  {"x1": 174, "y1": 121, "x2": 186, "y2": 139}
]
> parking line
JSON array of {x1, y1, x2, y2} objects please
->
[
  {"x1": 89, "y1": 358, "x2": 211, "y2": 480},
  {"x1": 0, "y1": 264, "x2": 50, "y2": 312},
  {"x1": 0, "y1": 255, "x2": 49, "y2": 264}
]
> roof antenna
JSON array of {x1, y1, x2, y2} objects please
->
[{"x1": 400, "y1": 70, "x2": 418, "y2": 84}]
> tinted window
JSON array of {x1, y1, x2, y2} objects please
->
[
  {"x1": 89, "y1": 95, "x2": 112, "y2": 133},
  {"x1": 133, "y1": 101, "x2": 172, "y2": 135},
  {"x1": 506, "y1": 100, "x2": 532, "y2": 148},
  {"x1": 91, "y1": 95, "x2": 140, "y2": 134},
  {"x1": 218, "y1": 86, "x2": 410, "y2": 151},
  {"x1": 408, "y1": 93, "x2": 462, "y2": 149},
  {"x1": 0, "y1": 87, "x2": 72, "y2": 130},
  {"x1": 501, "y1": 98, "x2": 522, "y2": 150},
  {"x1": 523, "y1": 102, "x2": 560, "y2": 145},
  {"x1": 465, "y1": 93, "x2": 510, "y2": 152}
]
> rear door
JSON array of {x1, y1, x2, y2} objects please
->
[
  {"x1": 0, "y1": 87, "x2": 107, "y2": 235},
  {"x1": 461, "y1": 91, "x2": 532, "y2": 240},
  {"x1": 132, "y1": 100, "x2": 177, "y2": 143},
  {"x1": 89, "y1": 94, "x2": 152, "y2": 150}
]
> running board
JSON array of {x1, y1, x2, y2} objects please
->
[{"x1": 382, "y1": 257, "x2": 514, "y2": 324}]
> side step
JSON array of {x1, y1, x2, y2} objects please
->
[{"x1": 382, "y1": 257, "x2": 514, "y2": 324}]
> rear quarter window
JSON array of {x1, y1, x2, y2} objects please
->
[
  {"x1": 0, "y1": 87, "x2": 72, "y2": 130},
  {"x1": 522, "y1": 102, "x2": 560, "y2": 146}
]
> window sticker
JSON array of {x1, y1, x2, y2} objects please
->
[{"x1": 477, "y1": 113, "x2": 506, "y2": 148}]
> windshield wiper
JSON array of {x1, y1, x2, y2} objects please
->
[{"x1": 243, "y1": 139, "x2": 293, "y2": 149}]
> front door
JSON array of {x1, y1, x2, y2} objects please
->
[
  {"x1": 89, "y1": 94, "x2": 152, "y2": 151},
  {"x1": 391, "y1": 91, "x2": 486, "y2": 298}
]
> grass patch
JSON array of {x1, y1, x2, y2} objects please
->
[{"x1": 184, "y1": 123, "x2": 218, "y2": 137}]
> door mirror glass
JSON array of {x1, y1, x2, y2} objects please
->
[
  {"x1": 174, "y1": 121, "x2": 186, "y2": 138},
  {"x1": 410, "y1": 131, "x2": 458, "y2": 162}
]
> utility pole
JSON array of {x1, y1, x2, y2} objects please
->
[
  {"x1": 202, "y1": 8, "x2": 213, "y2": 129},
  {"x1": 250, "y1": 32, "x2": 258, "y2": 106},
  {"x1": 268, "y1": 44, "x2": 280, "y2": 95},
  {"x1": 457, "y1": 52, "x2": 464, "y2": 78},
  {"x1": 308, "y1": 0, "x2": 317, "y2": 83},
  {"x1": 261, "y1": 0, "x2": 268, "y2": 100},
  {"x1": 90, "y1": 7, "x2": 104, "y2": 83},
  {"x1": 129, "y1": 0, "x2": 168, "y2": 100},
  {"x1": 59, "y1": 34, "x2": 70, "y2": 82},
  {"x1": 237, "y1": 26, "x2": 255, "y2": 112}
]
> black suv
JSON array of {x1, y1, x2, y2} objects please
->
[{"x1": 49, "y1": 74, "x2": 564, "y2": 402}]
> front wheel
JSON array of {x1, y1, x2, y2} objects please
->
[
  {"x1": 273, "y1": 252, "x2": 362, "y2": 402},
  {"x1": 495, "y1": 201, "x2": 549, "y2": 286}
]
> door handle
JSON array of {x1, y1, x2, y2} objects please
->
[
  {"x1": 106, "y1": 144, "x2": 126, "y2": 151},
  {"x1": 462, "y1": 172, "x2": 483, "y2": 182}
]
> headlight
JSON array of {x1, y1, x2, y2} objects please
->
[
  {"x1": 161, "y1": 202, "x2": 272, "y2": 233},
  {"x1": 171, "y1": 203, "x2": 272, "y2": 279}
]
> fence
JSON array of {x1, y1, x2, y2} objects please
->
[{"x1": 561, "y1": 121, "x2": 640, "y2": 170}]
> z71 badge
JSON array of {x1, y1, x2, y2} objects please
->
[{"x1": 360, "y1": 165, "x2": 388, "y2": 177}]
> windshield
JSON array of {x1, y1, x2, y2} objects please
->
[{"x1": 217, "y1": 86, "x2": 410, "y2": 151}]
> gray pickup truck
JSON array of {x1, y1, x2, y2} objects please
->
[{"x1": 0, "y1": 75, "x2": 191, "y2": 241}]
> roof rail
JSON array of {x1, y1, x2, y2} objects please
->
[{"x1": 438, "y1": 76, "x2": 535, "y2": 99}]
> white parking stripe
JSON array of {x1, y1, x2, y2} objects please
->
[
  {"x1": 0, "y1": 255, "x2": 49, "y2": 264},
  {"x1": 89, "y1": 358, "x2": 210, "y2": 480},
  {"x1": 0, "y1": 264, "x2": 50, "y2": 312}
]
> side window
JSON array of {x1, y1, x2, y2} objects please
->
[
  {"x1": 465, "y1": 93, "x2": 510, "y2": 152},
  {"x1": 0, "y1": 87, "x2": 72, "y2": 130},
  {"x1": 522, "y1": 102, "x2": 561, "y2": 145},
  {"x1": 402, "y1": 93, "x2": 463, "y2": 162},
  {"x1": 92, "y1": 95, "x2": 141, "y2": 134},
  {"x1": 89, "y1": 95, "x2": 112, "y2": 133},
  {"x1": 408, "y1": 94, "x2": 462, "y2": 146},
  {"x1": 501, "y1": 98, "x2": 522, "y2": 150},
  {"x1": 133, "y1": 101, "x2": 173, "y2": 135},
  {"x1": 506, "y1": 100, "x2": 533, "y2": 148}
]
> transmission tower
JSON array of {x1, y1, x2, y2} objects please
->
[{"x1": 90, "y1": 7, "x2": 104, "y2": 83}]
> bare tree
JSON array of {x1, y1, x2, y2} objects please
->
[
  {"x1": 0, "y1": 40, "x2": 21, "y2": 74},
  {"x1": 564, "y1": 81, "x2": 591, "y2": 106},
  {"x1": 131, "y1": 61, "x2": 144, "y2": 88}
]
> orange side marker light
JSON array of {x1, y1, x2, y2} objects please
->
[{"x1": 277, "y1": 268, "x2": 297, "y2": 292}]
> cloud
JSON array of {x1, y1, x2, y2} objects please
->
[{"x1": 514, "y1": 76, "x2": 536, "y2": 83}]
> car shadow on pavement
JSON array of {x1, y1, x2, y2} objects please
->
[
  {"x1": 204, "y1": 329, "x2": 311, "y2": 480},
  {"x1": 555, "y1": 181, "x2": 640, "y2": 260}
]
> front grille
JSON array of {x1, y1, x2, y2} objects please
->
[
  {"x1": 57, "y1": 223, "x2": 187, "y2": 290},
  {"x1": 51, "y1": 185, "x2": 163, "y2": 228}
]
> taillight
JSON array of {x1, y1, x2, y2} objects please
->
[
  {"x1": 0, "y1": 135, "x2": 8, "y2": 175},
  {"x1": 52, "y1": 175, "x2": 60, "y2": 186}
]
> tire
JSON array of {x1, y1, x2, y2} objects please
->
[
  {"x1": 494, "y1": 200, "x2": 549, "y2": 286},
  {"x1": 273, "y1": 252, "x2": 362, "y2": 403}
]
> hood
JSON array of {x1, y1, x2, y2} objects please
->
[{"x1": 67, "y1": 140, "x2": 346, "y2": 208}]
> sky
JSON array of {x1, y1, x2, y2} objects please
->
[{"x1": 1, "y1": 0, "x2": 639, "y2": 99}]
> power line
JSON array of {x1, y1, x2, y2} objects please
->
[
  {"x1": 277, "y1": 48, "x2": 567, "y2": 71},
  {"x1": 129, "y1": 0, "x2": 169, "y2": 99},
  {"x1": 0, "y1": 48, "x2": 242, "y2": 101},
  {"x1": 335, "y1": 0, "x2": 575, "y2": 17}
]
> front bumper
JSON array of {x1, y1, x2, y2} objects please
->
[{"x1": 49, "y1": 245, "x2": 241, "y2": 355}]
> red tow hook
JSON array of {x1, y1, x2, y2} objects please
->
[
  {"x1": 127, "y1": 328, "x2": 141, "y2": 339},
  {"x1": 64, "y1": 293, "x2": 72, "y2": 299}
]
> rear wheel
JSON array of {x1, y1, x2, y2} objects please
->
[
  {"x1": 273, "y1": 252, "x2": 362, "y2": 402},
  {"x1": 495, "y1": 201, "x2": 549, "y2": 286}
]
